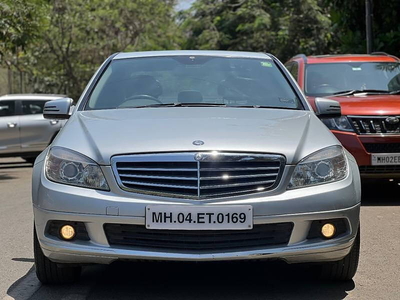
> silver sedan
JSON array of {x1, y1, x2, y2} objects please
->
[{"x1": 32, "y1": 50, "x2": 361, "y2": 284}]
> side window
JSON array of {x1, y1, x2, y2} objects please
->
[
  {"x1": 0, "y1": 101, "x2": 16, "y2": 117},
  {"x1": 21, "y1": 100, "x2": 46, "y2": 115},
  {"x1": 290, "y1": 62, "x2": 299, "y2": 81}
]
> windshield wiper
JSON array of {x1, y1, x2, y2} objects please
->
[
  {"x1": 118, "y1": 102, "x2": 227, "y2": 109},
  {"x1": 390, "y1": 90, "x2": 400, "y2": 95},
  {"x1": 333, "y1": 89, "x2": 391, "y2": 96}
]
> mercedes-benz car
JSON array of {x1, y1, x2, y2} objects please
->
[
  {"x1": 0, "y1": 94, "x2": 66, "y2": 163},
  {"x1": 32, "y1": 50, "x2": 361, "y2": 284}
]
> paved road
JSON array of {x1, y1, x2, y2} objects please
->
[{"x1": 1, "y1": 157, "x2": 399, "y2": 300}]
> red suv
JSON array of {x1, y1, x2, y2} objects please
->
[{"x1": 285, "y1": 53, "x2": 400, "y2": 178}]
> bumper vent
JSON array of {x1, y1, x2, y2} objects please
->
[
  {"x1": 363, "y1": 143, "x2": 400, "y2": 153},
  {"x1": 112, "y1": 152, "x2": 285, "y2": 199},
  {"x1": 359, "y1": 165, "x2": 400, "y2": 174},
  {"x1": 350, "y1": 116, "x2": 400, "y2": 135},
  {"x1": 104, "y1": 223, "x2": 293, "y2": 253}
]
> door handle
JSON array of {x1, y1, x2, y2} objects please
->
[{"x1": 7, "y1": 122, "x2": 17, "y2": 128}]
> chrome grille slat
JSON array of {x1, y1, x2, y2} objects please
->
[
  {"x1": 119, "y1": 174, "x2": 198, "y2": 181},
  {"x1": 200, "y1": 180, "x2": 276, "y2": 190},
  {"x1": 117, "y1": 167, "x2": 197, "y2": 172},
  {"x1": 349, "y1": 116, "x2": 400, "y2": 135},
  {"x1": 200, "y1": 173, "x2": 279, "y2": 180},
  {"x1": 112, "y1": 152, "x2": 285, "y2": 199},
  {"x1": 121, "y1": 180, "x2": 198, "y2": 190}
]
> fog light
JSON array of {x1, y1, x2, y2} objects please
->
[
  {"x1": 60, "y1": 225, "x2": 76, "y2": 240},
  {"x1": 321, "y1": 223, "x2": 336, "y2": 238}
]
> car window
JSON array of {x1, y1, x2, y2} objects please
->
[
  {"x1": 0, "y1": 101, "x2": 16, "y2": 117},
  {"x1": 305, "y1": 62, "x2": 400, "y2": 96},
  {"x1": 21, "y1": 100, "x2": 46, "y2": 115},
  {"x1": 290, "y1": 62, "x2": 299, "y2": 81},
  {"x1": 87, "y1": 56, "x2": 302, "y2": 110}
]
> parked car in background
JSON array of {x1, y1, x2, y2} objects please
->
[
  {"x1": 285, "y1": 53, "x2": 400, "y2": 178},
  {"x1": 32, "y1": 50, "x2": 360, "y2": 284},
  {"x1": 0, "y1": 94, "x2": 66, "y2": 163}
]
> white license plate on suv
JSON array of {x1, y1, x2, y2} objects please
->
[
  {"x1": 371, "y1": 154, "x2": 400, "y2": 165},
  {"x1": 145, "y1": 205, "x2": 253, "y2": 230}
]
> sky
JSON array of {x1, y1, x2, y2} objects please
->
[{"x1": 176, "y1": 0, "x2": 195, "y2": 11}]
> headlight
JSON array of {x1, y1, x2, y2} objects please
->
[
  {"x1": 288, "y1": 145, "x2": 348, "y2": 189},
  {"x1": 45, "y1": 147, "x2": 109, "y2": 190},
  {"x1": 321, "y1": 116, "x2": 354, "y2": 132}
]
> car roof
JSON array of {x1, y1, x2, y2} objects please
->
[
  {"x1": 0, "y1": 94, "x2": 66, "y2": 101},
  {"x1": 295, "y1": 54, "x2": 399, "y2": 64},
  {"x1": 114, "y1": 50, "x2": 272, "y2": 60}
]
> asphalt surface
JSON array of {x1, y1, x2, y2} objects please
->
[{"x1": 1, "y1": 157, "x2": 399, "y2": 300}]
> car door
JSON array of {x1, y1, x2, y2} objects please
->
[
  {"x1": 19, "y1": 100, "x2": 61, "y2": 153},
  {"x1": 0, "y1": 100, "x2": 20, "y2": 154}
]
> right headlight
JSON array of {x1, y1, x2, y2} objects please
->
[
  {"x1": 288, "y1": 145, "x2": 348, "y2": 189},
  {"x1": 321, "y1": 116, "x2": 354, "y2": 132},
  {"x1": 45, "y1": 147, "x2": 109, "y2": 191}
]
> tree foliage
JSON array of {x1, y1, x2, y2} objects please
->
[
  {"x1": 4, "y1": 0, "x2": 181, "y2": 99},
  {"x1": 181, "y1": 0, "x2": 333, "y2": 61}
]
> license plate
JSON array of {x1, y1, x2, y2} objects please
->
[
  {"x1": 371, "y1": 153, "x2": 400, "y2": 165},
  {"x1": 145, "y1": 205, "x2": 253, "y2": 230}
]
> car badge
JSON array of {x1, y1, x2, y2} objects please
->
[
  {"x1": 385, "y1": 117, "x2": 399, "y2": 125},
  {"x1": 194, "y1": 153, "x2": 203, "y2": 161},
  {"x1": 193, "y1": 140, "x2": 204, "y2": 146}
]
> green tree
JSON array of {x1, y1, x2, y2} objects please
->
[
  {"x1": 12, "y1": 0, "x2": 182, "y2": 99},
  {"x1": 181, "y1": 0, "x2": 333, "y2": 61}
]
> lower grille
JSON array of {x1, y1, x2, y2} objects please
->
[
  {"x1": 104, "y1": 223, "x2": 293, "y2": 253},
  {"x1": 363, "y1": 143, "x2": 400, "y2": 153},
  {"x1": 359, "y1": 165, "x2": 400, "y2": 174}
]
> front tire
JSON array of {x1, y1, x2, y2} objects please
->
[
  {"x1": 319, "y1": 228, "x2": 360, "y2": 281},
  {"x1": 34, "y1": 227, "x2": 81, "y2": 284}
]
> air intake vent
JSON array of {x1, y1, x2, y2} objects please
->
[{"x1": 112, "y1": 152, "x2": 285, "y2": 199}]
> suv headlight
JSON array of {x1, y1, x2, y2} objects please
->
[
  {"x1": 45, "y1": 147, "x2": 109, "y2": 190},
  {"x1": 288, "y1": 145, "x2": 348, "y2": 189},
  {"x1": 321, "y1": 116, "x2": 354, "y2": 132}
]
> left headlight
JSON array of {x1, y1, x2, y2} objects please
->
[
  {"x1": 288, "y1": 145, "x2": 348, "y2": 189},
  {"x1": 45, "y1": 147, "x2": 109, "y2": 191},
  {"x1": 321, "y1": 116, "x2": 354, "y2": 132}
]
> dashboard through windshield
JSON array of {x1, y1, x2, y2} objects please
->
[{"x1": 86, "y1": 56, "x2": 302, "y2": 110}]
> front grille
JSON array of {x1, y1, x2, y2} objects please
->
[
  {"x1": 350, "y1": 116, "x2": 400, "y2": 135},
  {"x1": 359, "y1": 165, "x2": 400, "y2": 174},
  {"x1": 364, "y1": 143, "x2": 400, "y2": 153},
  {"x1": 104, "y1": 223, "x2": 293, "y2": 252},
  {"x1": 112, "y1": 152, "x2": 285, "y2": 199}
]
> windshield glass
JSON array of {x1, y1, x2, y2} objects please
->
[
  {"x1": 305, "y1": 62, "x2": 400, "y2": 96},
  {"x1": 86, "y1": 56, "x2": 302, "y2": 110}
]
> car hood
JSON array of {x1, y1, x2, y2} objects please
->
[
  {"x1": 309, "y1": 94, "x2": 400, "y2": 115},
  {"x1": 54, "y1": 107, "x2": 338, "y2": 165}
]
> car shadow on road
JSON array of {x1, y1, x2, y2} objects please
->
[
  {"x1": 85, "y1": 261, "x2": 355, "y2": 300},
  {"x1": 361, "y1": 179, "x2": 400, "y2": 206}
]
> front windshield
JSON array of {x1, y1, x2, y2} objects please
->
[
  {"x1": 87, "y1": 56, "x2": 302, "y2": 110},
  {"x1": 305, "y1": 62, "x2": 400, "y2": 96}
]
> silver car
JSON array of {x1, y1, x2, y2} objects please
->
[
  {"x1": 0, "y1": 94, "x2": 65, "y2": 163},
  {"x1": 32, "y1": 51, "x2": 361, "y2": 284}
]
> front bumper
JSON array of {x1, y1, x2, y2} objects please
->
[
  {"x1": 34, "y1": 204, "x2": 360, "y2": 265},
  {"x1": 333, "y1": 130, "x2": 400, "y2": 178},
  {"x1": 32, "y1": 153, "x2": 361, "y2": 265}
]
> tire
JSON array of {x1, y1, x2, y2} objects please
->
[
  {"x1": 23, "y1": 157, "x2": 36, "y2": 164},
  {"x1": 319, "y1": 228, "x2": 360, "y2": 281},
  {"x1": 34, "y1": 227, "x2": 81, "y2": 284}
]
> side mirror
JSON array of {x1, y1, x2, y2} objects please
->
[
  {"x1": 315, "y1": 97, "x2": 341, "y2": 118},
  {"x1": 43, "y1": 98, "x2": 73, "y2": 119}
]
